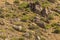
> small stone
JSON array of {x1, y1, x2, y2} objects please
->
[
  {"x1": 13, "y1": 25, "x2": 23, "y2": 31},
  {"x1": 41, "y1": 8, "x2": 49, "y2": 17},
  {"x1": 23, "y1": 32, "x2": 32, "y2": 38},
  {"x1": 35, "y1": 36, "x2": 41, "y2": 40}
]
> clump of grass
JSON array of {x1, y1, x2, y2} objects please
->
[
  {"x1": 18, "y1": 2, "x2": 28, "y2": 9},
  {"x1": 21, "y1": 14, "x2": 36, "y2": 22},
  {"x1": 28, "y1": 26, "x2": 39, "y2": 30},
  {"x1": 5, "y1": 2, "x2": 10, "y2": 5},
  {"x1": 51, "y1": 23, "x2": 60, "y2": 27},
  {"x1": 52, "y1": 23, "x2": 60, "y2": 34},
  {"x1": 41, "y1": 1, "x2": 51, "y2": 8},
  {"x1": 53, "y1": 29, "x2": 60, "y2": 34},
  {"x1": 11, "y1": 37, "x2": 25, "y2": 40},
  {"x1": 28, "y1": 24, "x2": 39, "y2": 30},
  {"x1": 21, "y1": 15, "x2": 30, "y2": 22},
  {"x1": 53, "y1": 26, "x2": 60, "y2": 34},
  {"x1": 13, "y1": 0, "x2": 19, "y2": 4},
  {"x1": 45, "y1": 24, "x2": 51, "y2": 29},
  {"x1": 48, "y1": 14, "x2": 54, "y2": 20},
  {"x1": 40, "y1": 38, "x2": 45, "y2": 40},
  {"x1": 11, "y1": 37, "x2": 17, "y2": 40},
  {"x1": 19, "y1": 37, "x2": 25, "y2": 40},
  {"x1": 0, "y1": 35, "x2": 6, "y2": 40}
]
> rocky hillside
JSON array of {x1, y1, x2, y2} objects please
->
[{"x1": 0, "y1": 0, "x2": 60, "y2": 40}]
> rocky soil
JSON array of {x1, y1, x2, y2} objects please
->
[{"x1": 0, "y1": 0, "x2": 60, "y2": 40}]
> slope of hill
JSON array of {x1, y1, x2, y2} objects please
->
[{"x1": 0, "y1": 0, "x2": 60, "y2": 40}]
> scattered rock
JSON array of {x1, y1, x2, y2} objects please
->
[
  {"x1": 23, "y1": 32, "x2": 32, "y2": 38},
  {"x1": 33, "y1": 16, "x2": 45, "y2": 28},
  {"x1": 36, "y1": 21, "x2": 45, "y2": 28},
  {"x1": 35, "y1": 36, "x2": 41, "y2": 40},
  {"x1": 52, "y1": 9, "x2": 60, "y2": 14},
  {"x1": 34, "y1": 16, "x2": 40, "y2": 23},
  {"x1": 29, "y1": 1, "x2": 42, "y2": 13},
  {"x1": 41, "y1": 8, "x2": 49, "y2": 17},
  {"x1": 12, "y1": 25, "x2": 26, "y2": 32}
]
